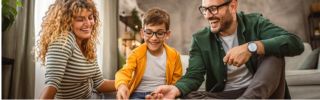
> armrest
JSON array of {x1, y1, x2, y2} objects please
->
[{"x1": 286, "y1": 70, "x2": 320, "y2": 86}]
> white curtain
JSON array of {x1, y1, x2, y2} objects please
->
[{"x1": 2, "y1": 0, "x2": 35, "y2": 98}]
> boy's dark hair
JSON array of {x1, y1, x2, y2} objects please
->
[{"x1": 142, "y1": 7, "x2": 170, "y2": 30}]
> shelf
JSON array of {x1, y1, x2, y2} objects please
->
[
  {"x1": 309, "y1": 4, "x2": 320, "y2": 49},
  {"x1": 311, "y1": 36, "x2": 320, "y2": 40},
  {"x1": 309, "y1": 12, "x2": 320, "y2": 18},
  {"x1": 2, "y1": 57, "x2": 14, "y2": 65}
]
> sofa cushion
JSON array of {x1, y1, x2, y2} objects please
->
[
  {"x1": 286, "y1": 70, "x2": 320, "y2": 85},
  {"x1": 285, "y1": 43, "x2": 312, "y2": 70},
  {"x1": 289, "y1": 85, "x2": 320, "y2": 99},
  {"x1": 180, "y1": 55, "x2": 189, "y2": 75},
  {"x1": 299, "y1": 48, "x2": 320, "y2": 70}
]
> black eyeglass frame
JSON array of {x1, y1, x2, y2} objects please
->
[
  {"x1": 198, "y1": 1, "x2": 231, "y2": 15},
  {"x1": 143, "y1": 30, "x2": 168, "y2": 39}
]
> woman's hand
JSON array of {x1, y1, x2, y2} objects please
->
[{"x1": 40, "y1": 85, "x2": 57, "y2": 99}]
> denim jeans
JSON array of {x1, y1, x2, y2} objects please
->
[{"x1": 130, "y1": 92, "x2": 151, "y2": 99}]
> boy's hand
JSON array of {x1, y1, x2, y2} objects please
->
[{"x1": 116, "y1": 84, "x2": 129, "y2": 100}]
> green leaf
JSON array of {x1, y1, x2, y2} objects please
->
[
  {"x1": 16, "y1": 1, "x2": 22, "y2": 7},
  {"x1": 1, "y1": 0, "x2": 22, "y2": 32},
  {"x1": 2, "y1": 0, "x2": 9, "y2": 4}
]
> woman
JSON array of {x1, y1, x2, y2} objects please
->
[{"x1": 37, "y1": 0, "x2": 115, "y2": 99}]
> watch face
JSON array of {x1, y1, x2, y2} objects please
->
[{"x1": 248, "y1": 43, "x2": 257, "y2": 52}]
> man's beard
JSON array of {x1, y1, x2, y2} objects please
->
[{"x1": 209, "y1": 8, "x2": 233, "y2": 33}]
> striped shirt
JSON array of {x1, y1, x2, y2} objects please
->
[{"x1": 45, "y1": 33, "x2": 104, "y2": 99}]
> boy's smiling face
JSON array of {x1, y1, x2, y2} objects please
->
[{"x1": 141, "y1": 23, "x2": 170, "y2": 56}]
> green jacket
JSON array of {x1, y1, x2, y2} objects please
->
[{"x1": 175, "y1": 12, "x2": 304, "y2": 98}]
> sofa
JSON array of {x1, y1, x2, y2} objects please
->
[
  {"x1": 285, "y1": 43, "x2": 320, "y2": 99},
  {"x1": 180, "y1": 43, "x2": 320, "y2": 99}
]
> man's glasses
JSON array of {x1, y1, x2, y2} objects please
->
[
  {"x1": 143, "y1": 30, "x2": 167, "y2": 38},
  {"x1": 199, "y1": 1, "x2": 231, "y2": 15}
]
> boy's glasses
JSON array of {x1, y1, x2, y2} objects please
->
[{"x1": 143, "y1": 30, "x2": 167, "y2": 38}]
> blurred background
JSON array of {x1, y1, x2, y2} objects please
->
[{"x1": 118, "y1": 0, "x2": 320, "y2": 57}]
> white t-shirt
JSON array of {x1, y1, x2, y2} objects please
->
[
  {"x1": 135, "y1": 48, "x2": 167, "y2": 92},
  {"x1": 219, "y1": 32, "x2": 253, "y2": 91}
]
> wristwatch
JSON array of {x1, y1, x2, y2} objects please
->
[{"x1": 247, "y1": 41, "x2": 257, "y2": 55}]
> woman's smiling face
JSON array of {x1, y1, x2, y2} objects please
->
[{"x1": 71, "y1": 9, "x2": 95, "y2": 41}]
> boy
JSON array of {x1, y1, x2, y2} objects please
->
[{"x1": 115, "y1": 8, "x2": 183, "y2": 99}]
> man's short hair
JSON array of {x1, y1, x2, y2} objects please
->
[{"x1": 142, "y1": 7, "x2": 170, "y2": 30}]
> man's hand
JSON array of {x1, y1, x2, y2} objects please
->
[
  {"x1": 116, "y1": 84, "x2": 129, "y2": 100},
  {"x1": 223, "y1": 41, "x2": 265, "y2": 67},
  {"x1": 145, "y1": 85, "x2": 180, "y2": 99},
  {"x1": 223, "y1": 43, "x2": 252, "y2": 67}
]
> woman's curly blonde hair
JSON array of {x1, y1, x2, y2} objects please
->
[{"x1": 37, "y1": 0, "x2": 100, "y2": 64}]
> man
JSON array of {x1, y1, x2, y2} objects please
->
[
  {"x1": 115, "y1": 8, "x2": 182, "y2": 99},
  {"x1": 146, "y1": 0, "x2": 304, "y2": 99}
]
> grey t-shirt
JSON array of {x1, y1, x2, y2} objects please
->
[
  {"x1": 135, "y1": 49, "x2": 167, "y2": 92},
  {"x1": 219, "y1": 32, "x2": 253, "y2": 91}
]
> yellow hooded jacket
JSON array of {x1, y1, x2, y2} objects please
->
[{"x1": 115, "y1": 43, "x2": 183, "y2": 95}]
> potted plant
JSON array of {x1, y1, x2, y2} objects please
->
[{"x1": 2, "y1": 0, "x2": 22, "y2": 32}]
